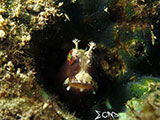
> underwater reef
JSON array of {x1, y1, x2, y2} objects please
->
[{"x1": 0, "y1": 0, "x2": 160, "y2": 119}]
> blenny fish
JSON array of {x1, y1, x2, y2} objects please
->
[{"x1": 59, "y1": 38, "x2": 98, "y2": 95}]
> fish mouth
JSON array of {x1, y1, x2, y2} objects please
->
[{"x1": 63, "y1": 71, "x2": 98, "y2": 94}]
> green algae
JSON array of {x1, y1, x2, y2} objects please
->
[
  {"x1": 126, "y1": 77, "x2": 160, "y2": 98},
  {"x1": 119, "y1": 84, "x2": 160, "y2": 120}
]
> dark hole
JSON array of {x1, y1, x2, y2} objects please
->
[{"x1": 30, "y1": 2, "x2": 125, "y2": 119}]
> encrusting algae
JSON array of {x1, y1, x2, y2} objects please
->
[
  {"x1": 119, "y1": 81, "x2": 160, "y2": 120},
  {"x1": 0, "y1": 0, "x2": 77, "y2": 119}
]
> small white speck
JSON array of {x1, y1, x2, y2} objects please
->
[
  {"x1": 80, "y1": 88, "x2": 83, "y2": 92},
  {"x1": 104, "y1": 7, "x2": 108, "y2": 13},
  {"x1": 83, "y1": 81, "x2": 86, "y2": 84},
  {"x1": 88, "y1": 81, "x2": 91, "y2": 84},
  {"x1": 92, "y1": 91, "x2": 96, "y2": 94},
  {"x1": 71, "y1": 80, "x2": 75, "y2": 83},
  {"x1": 64, "y1": 78, "x2": 69, "y2": 85},
  {"x1": 77, "y1": 80, "x2": 81, "y2": 83},
  {"x1": 0, "y1": 30, "x2": 5, "y2": 38},
  {"x1": 66, "y1": 86, "x2": 71, "y2": 91}
]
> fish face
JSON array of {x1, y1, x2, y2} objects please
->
[{"x1": 62, "y1": 39, "x2": 98, "y2": 95}]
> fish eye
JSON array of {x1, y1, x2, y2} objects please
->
[{"x1": 67, "y1": 49, "x2": 78, "y2": 65}]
